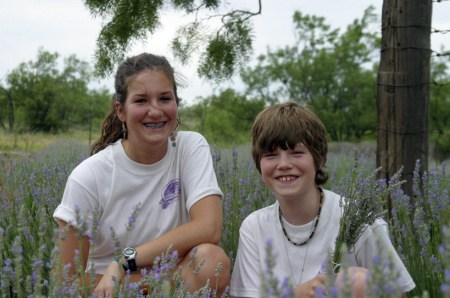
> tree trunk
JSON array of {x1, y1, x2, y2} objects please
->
[
  {"x1": 0, "y1": 87, "x2": 14, "y2": 132},
  {"x1": 6, "y1": 90, "x2": 14, "y2": 132},
  {"x1": 376, "y1": 0, "x2": 432, "y2": 218}
]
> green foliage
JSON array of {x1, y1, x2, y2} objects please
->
[
  {"x1": 212, "y1": 144, "x2": 273, "y2": 266},
  {"x1": 386, "y1": 160, "x2": 449, "y2": 297},
  {"x1": 85, "y1": 0, "x2": 259, "y2": 80},
  {"x1": 181, "y1": 89, "x2": 265, "y2": 146},
  {"x1": 3, "y1": 48, "x2": 111, "y2": 133},
  {"x1": 85, "y1": 0, "x2": 165, "y2": 77},
  {"x1": 430, "y1": 51, "x2": 450, "y2": 162},
  {"x1": 84, "y1": 1, "x2": 450, "y2": 147},
  {"x1": 197, "y1": 16, "x2": 254, "y2": 82},
  {"x1": 172, "y1": 22, "x2": 205, "y2": 65},
  {"x1": 240, "y1": 7, "x2": 380, "y2": 141},
  {"x1": 0, "y1": 140, "x2": 88, "y2": 296}
]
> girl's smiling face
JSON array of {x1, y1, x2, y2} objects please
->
[
  {"x1": 260, "y1": 143, "x2": 319, "y2": 202},
  {"x1": 116, "y1": 71, "x2": 178, "y2": 162}
]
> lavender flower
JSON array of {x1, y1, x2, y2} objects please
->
[
  {"x1": 1, "y1": 139, "x2": 449, "y2": 296},
  {"x1": 125, "y1": 203, "x2": 141, "y2": 232},
  {"x1": 259, "y1": 239, "x2": 294, "y2": 298},
  {"x1": 332, "y1": 147, "x2": 405, "y2": 273}
]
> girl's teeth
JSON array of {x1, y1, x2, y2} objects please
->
[{"x1": 145, "y1": 123, "x2": 165, "y2": 128}]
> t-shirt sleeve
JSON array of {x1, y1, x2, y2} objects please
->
[
  {"x1": 53, "y1": 162, "x2": 99, "y2": 230},
  {"x1": 181, "y1": 133, "x2": 223, "y2": 211},
  {"x1": 230, "y1": 216, "x2": 262, "y2": 298},
  {"x1": 354, "y1": 219, "x2": 416, "y2": 292}
]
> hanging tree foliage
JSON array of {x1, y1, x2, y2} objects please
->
[{"x1": 84, "y1": 0, "x2": 261, "y2": 81}]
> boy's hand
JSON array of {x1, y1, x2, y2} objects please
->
[
  {"x1": 336, "y1": 266, "x2": 368, "y2": 298},
  {"x1": 94, "y1": 261, "x2": 125, "y2": 297},
  {"x1": 294, "y1": 274, "x2": 326, "y2": 298}
]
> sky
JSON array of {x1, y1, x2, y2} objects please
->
[{"x1": 1, "y1": 0, "x2": 449, "y2": 106}]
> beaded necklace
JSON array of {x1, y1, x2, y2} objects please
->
[{"x1": 278, "y1": 187, "x2": 324, "y2": 246}]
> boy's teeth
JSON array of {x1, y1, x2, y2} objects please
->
[{"x1": 279, "y1": 177, "x2": 295, "y2": 181}]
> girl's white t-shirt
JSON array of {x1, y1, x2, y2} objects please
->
[{"x1": 53, "y1": 131, "x2": 223, "y2": 274}]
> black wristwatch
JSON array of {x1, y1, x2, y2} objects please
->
[{"x1": 123, "y1": 247, "x2": 137, "y2": 271}]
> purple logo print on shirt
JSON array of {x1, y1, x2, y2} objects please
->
[{"x1": 159, "y1": 179, "x2": 180, "y2": 209}]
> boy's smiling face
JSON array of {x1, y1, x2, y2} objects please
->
[{"x1": 260, "y1": 143, "x2": 318, "y2": 202}]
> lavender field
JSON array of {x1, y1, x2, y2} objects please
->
[{"x1": 0, "y1": 139, "x2": 449, "y2": 297}]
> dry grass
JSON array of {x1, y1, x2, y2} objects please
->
[{"x1": 0, "y1": 128, "x2": 100, "y2": 154}]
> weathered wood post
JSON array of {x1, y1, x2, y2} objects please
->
[{"x1": 376, "y1": 0, "x2": 432, "y2": 218}]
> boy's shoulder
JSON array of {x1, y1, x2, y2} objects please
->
[
  {"x1": 321, "y1": 188, "x2": 345, "y2": 211},
  {"x1": 249, "y1": 202, "x2": 277, "y2": 217},
  {"x1": 241, "y1": 203, "x2": 278, "y2": 228}
]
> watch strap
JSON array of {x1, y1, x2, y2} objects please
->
[
  {"x1": 127, "y1": 258, "x2": 137, "y2": 271},
  {"x1": 112, "y1": 256, "x2": 129, "y2": 271}
]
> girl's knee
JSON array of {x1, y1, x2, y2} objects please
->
[
  {"x1": 195, "y1": 243, "x2": 230, "y2": 269},
  {"x1": 195, "y1": 244, "x2": 230, "y2": 283},
  {"x1": 184, "y1": 244, "x2": 230, "y2": 295}
]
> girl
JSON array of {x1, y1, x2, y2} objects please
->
[{"x1": 54, "y1": 53, "x2": 230, "y2": 297}]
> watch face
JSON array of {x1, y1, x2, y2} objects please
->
[
  {"x1": 123, "y1": 247, "x2": 137, "y2": 271},
  {"x1": 124, "y1": 248, "x2": 135, "y2": 256}
]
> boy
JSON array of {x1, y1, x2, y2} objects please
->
[{"x1": 230, "y1": 102, "x2": 415, "y2": 297}]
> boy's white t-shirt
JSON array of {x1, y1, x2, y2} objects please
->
[
  {"x1": 53, "y1": 131, "x2": 223, "y2": 274},
  {"x1": 230, "y1": 189, "x2": 415, "y2": 297}
]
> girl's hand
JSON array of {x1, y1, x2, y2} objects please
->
[
  {"x1": 294, "y1": 274, "x2": 326, "y2": 298},
  {"x1": 93, "y1": 260, "x2": 124, "y2": 297}
]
